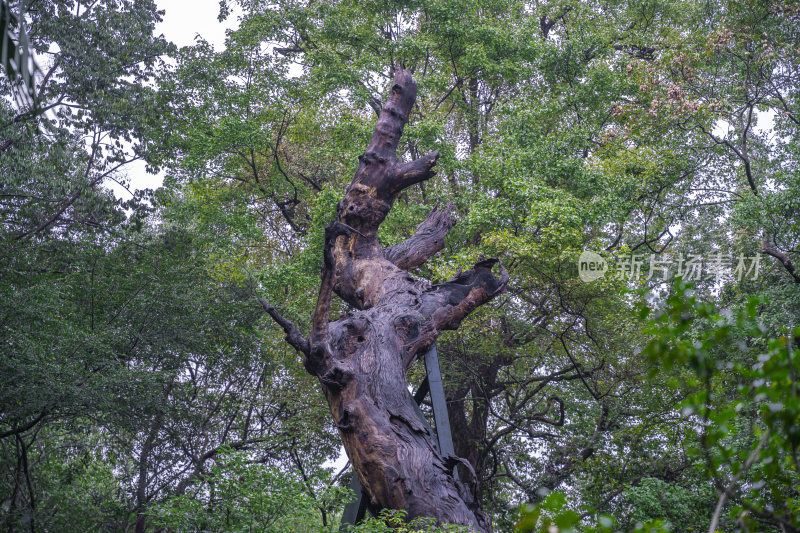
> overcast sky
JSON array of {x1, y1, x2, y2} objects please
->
[{"x1": 156, "y1": 0, "x2": 234, "y2": 49}]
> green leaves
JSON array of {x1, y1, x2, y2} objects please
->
[
  {"x1": 516, "y1": 491, "x2": 674, "y2": 533},
  {"x1": 517, "y1": 492, "x2": 581, "y2": 533},
  {"x1": 347, "y1": 508, "x2": 476, "y2": 533},
  {"x1": 641, "y1": 280, "x2": 800, "y2": 531},
  {"x1": 153, "y1": 447, "x2": 345, "y2": 532}
]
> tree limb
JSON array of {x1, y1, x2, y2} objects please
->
[
  {"x1": 708, "y1": 430, "x2": 769, "y2": 533},
  {"x1": 383, "y1": 203, "x2": 455, "y2": 270},
  {"x1": 424, "y1": 259, "x2": 509, "y2": 331},
  {"x1": 308, "y1": 222, "x2": 362, "y2": 373},
  {"x1": 761, "y1": 239, "x2": 800, "y2": 284},
  {"x1": 387, "y1": 150, "x2": 440, "y2": 195},
  {"x1": 0, "y1": 409, "x2": 47, "y2": 440},
  {"x1": 257, "y1": 297, "x2": 310, "y2": 356}
]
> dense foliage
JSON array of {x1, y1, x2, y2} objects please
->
[{"x1": 1, "y1": 0, "x2": 798, "y2": 531}]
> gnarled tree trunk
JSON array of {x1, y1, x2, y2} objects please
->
[{"x1": 261, "y1": 69, "x2": 506, "y2": 532}]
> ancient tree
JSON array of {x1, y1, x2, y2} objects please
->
[{"x1": 260, "y1": 69, "x2": 507, "y2": 532}]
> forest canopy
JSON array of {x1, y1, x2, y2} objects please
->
[{"x1": 1, "y1": 0, "x2": 798, "y2": 531}]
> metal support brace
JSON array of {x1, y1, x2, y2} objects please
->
[
  {"x1": 339, "y1": 344, "x2": 456, "y2": 531},
  {"x1": 340, "y1": 475, "x2": 367, "y2": 528},
  {"x1": 424, "y1": 345, "x2": 456, "y2": 467}
]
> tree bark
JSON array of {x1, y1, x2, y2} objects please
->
[{"x1": 263, "y1": 69, "x2": 507, "y2": 531}]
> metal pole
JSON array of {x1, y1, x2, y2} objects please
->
[{"x1": 423, "y1": 345, "x2": 457, "y2": 479}]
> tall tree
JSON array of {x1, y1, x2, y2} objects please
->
[{"x1": 261, "y1": 69, "x2": 507, "y2": 531}]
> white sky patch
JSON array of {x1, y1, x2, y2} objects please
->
[{"x1": 156, "y1": 0, "x2": 234, "y2": 49}]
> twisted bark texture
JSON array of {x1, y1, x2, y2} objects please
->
[{"x1": 262, "y1": 70, "x2": 507, "y2": 532}]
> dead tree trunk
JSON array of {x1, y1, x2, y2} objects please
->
[{"x1": 261, "y1": 69, "x2": 507, "y2": 532}]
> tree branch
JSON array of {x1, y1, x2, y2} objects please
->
[
  {"x1": 257, "y1": 297, "x2": 310, "y2": 356},
  {"x1": 424, "y1": 259, "x2": 509, "y2": 331},
  {"x1": 173, "y1": 436, "x2": 275, "y2": 496},
  {"x1": 708, "y1": 430, "x2": 769, "y2": 533},
  {"x1": 384, "y1": 203, "x2": 455, "y2": 270},
  {"x1": 760, "y1": 239, "x2": 800, "y2": 284},
  {"x1": 358, "y1": 69, "x2": 418, "y2": 177},
  {"x1": 387, "y1": 150, "x2": 439, "y2": 195},
  {"x1": 308, "y1": 221, "x2": 362, "y2": 373},
  {"x1": 0, "y1": 409, "x2": 47, "y2": 440}
]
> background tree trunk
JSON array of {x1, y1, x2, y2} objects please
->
[{"x1": 262, "y1": 69, "x2": 507, "y2": 532}]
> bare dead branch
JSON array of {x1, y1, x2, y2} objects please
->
[{"x1": 383, "y1": 203, "x2": 455, "y2": 270}]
